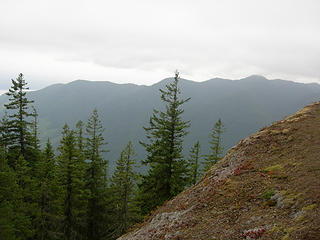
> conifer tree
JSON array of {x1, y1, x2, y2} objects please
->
[
  {"x1": 15, "y1": 154, "x2": 37, "y2": 238},
  {"x1": 0, "y1": 200, "x2": 16, "y2": 240},
  {"x1": 57, "y1": 124, "x2": 87, "y2": 240},
  {"x1": 75, "y1": 120, "x2": 84, "y2": 153},
  {"x1": 204, "y1": 118, "x2": 224, "y2": 171},
  {"x1": 139, "y1": 71, "x2": 190, "y2": 213},
  {"x1": 0, "y1": 153, "x2": 32, "y2": 240},
  {"x1": 0, "y1": 112, "x2": 10, "y2": 157},
  {"x1": 0, "y1": 143, "x2": 18, "y2": 239},
  {"x1": 36, "y1": 139, "x2": 60, "y2": 240},
  {"x1": 4, "y1": 73, "x2": 35, "y2": 168},
  {"x1": 30, "y1": 106, "x2": 40, "y2": 151},
  {"x1": 1, "y1": 74, "x2": 39, "y2": 239},
  {"x1": 110, "y1": 141, "x2": 139, "y2": 237},
  {"x1": 85, "y1": 109, "x2": 109, "y2": 240},
  {"x1": 29, "y1": 106, "x2": 42, "y2": 178},
  {"x1": 187, "y1": 140, "x2": 201, "y2": 185}
]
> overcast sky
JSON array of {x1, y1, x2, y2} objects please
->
[{"x1": 0, "y1": 0, "x2": 319, "y2": 92}]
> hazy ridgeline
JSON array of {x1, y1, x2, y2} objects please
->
[{"x1": 0, "y1": 75, "x2": 318, "y2": 172}]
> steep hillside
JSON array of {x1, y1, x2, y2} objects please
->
[
  {"x1": 119, "y1": 102, "x2": 320, "y2": 239},
  {"x1": 0, "y1": 75, "x2": 319, "y2": 171}
]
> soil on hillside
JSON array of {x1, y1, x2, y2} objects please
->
[{"x1": 119, "y1": 102, "x2": 320, "y2": 240}]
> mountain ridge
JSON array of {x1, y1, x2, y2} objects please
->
[
  {"x1": 0, "y1": 75, "x2": 319, "y2": 171},
  {"x1": 1, "y1": 75, "x2": 319, "y2": 98}
]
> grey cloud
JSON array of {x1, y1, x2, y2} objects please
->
[{"x1": 0, "y1": 0, "x2": 319, "y2": 89}]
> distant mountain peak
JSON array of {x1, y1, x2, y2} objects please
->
[
  {"x1": 68, "y1": 79, "x2": 115, "y2": 85},
  {"x1": 151, "y1": 77, "x2": 194, "y2": 87},
  {"x1": 242, "y1": 75, "x2": 268, "y2": 81}
]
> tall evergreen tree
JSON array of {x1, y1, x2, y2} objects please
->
[
  {"x1": 15, "y1": 154, "x2": 38, "y2": 239},
  {"x1": 75, "y1": 121, "x2": 84, "y2": 153},
  {"x1": 110, "y1": 141, "x2": 139, "y2": 238},
  {"x1": 204, "y1": 118, "x2": 224, "y2": 171},
  {"x1": 57, "y1": 124, "x2": 87, "y2": 240},
  {"x1": 0, "y1": 143, "x2": 18, "y2": 240},
  {"x1": 29, "y1": 106, "x2": 42, "y2": 178},
  {"x1": 85, "y1": 109, "x2": 109, "y2": 240},
  {"x1": 36, "y1": 139, "x2": 60, "y2": 240},
  {"x1": 4, "y1": 73, "x2": 35, "y2": 168},
  {"x1": 0, "y1": 112, "x2": 10, "y2": 157},
  {"x1": 0, "y1": 153, "x2": 32, "y2": 240},
  {"x1": 30, "y1": 106, "x2": 40, "y2": 151},
  {"x1": 1, "y1": 74, "x2": 39, "y2": 239},
  {"x1": 187, "y1": 140, "x2": 201, "y2": 185},
  {"x1": 139, "y1": 71, "x2": 190, "y2": 214}
]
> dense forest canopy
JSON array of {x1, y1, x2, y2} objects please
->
[{"x1": 0, "y1": 72, "x2": 226, "y2": 240}]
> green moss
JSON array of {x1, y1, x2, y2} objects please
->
[
  {"x1": 276, "y1": 175, "x2": 288, "y2": 180},
  {"x1": 302, "y1": 204, "x2": 317, "y2": 211},
  {"x1": 269, "y1": 227, "x2": 294, "y2": 239},
  {"x1": 282, "y1": 233, "x2": 289, "y2": 240},
  {"x1": 270, "y1": 130, "x2": 281, "y2": 135},
  {"x1": 282, "y1": 129, "x2": 290, "y2": 134},
  {"x1": 287, "y1": 162, "x2": 302, "y2": 168},
  {"x1": 266, "y1": 200, "x2": 277, "y2": 206},
  {"x1": 261, "y1": 189, "x2": 275, "y2": 200},
  {"x1": 286, "y1": 227, "x2": 294, "y2": 233},
  {"x1": 269, "y1": 225, "x2": 282, "y2": 233},
  {"x1": 287, "y1": 192, "x2": 303, "y2": 200},
  {"x1": 263, "y1": 164, "x2": 283, "y2": 172},
  {"x1": 284, "y1": 198, "x2": 295, "y2": 207},
  {"x1": 281, "y1": 228, "x2": 294, "y2": 240},
  {"x1": 283, "y1": 192, "x2": 303, "y2": 207},
  {"x1": 295, "y1": 214, "x2": 305, "y2": 221}
]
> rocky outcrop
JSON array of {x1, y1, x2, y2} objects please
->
[{"x1": 119, "y1": 102, "x2": 320, "y2": 240}]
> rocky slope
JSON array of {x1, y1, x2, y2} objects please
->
[{"x1": 119, "y1": 102, "x2": 320, "y2": 239}]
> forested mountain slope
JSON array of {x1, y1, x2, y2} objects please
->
[
  {"x1": 119, "y1": 102, "x2": 320, "y2": 240},
  {"x1": 0, "y1": 75, "x2": 319, "y2": 170}
]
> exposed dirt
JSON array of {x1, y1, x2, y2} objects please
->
[{"x1": 119, "y1": 102, "x2": 320, "y2": 240}]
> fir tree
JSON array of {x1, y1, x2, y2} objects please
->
[
  {"x1": 36, "y1": 139, "x2": 60, "y2": 240},
  {"x1": 0, "y1": 112, "x2": 10, "y2": 157},
  {"x1": 110, "y1": 141, "x2": 139, "y2": 237},
  {"x1": 0, "y1": 200, "x2": 16, "y2": 240},
  {"x1": 75, "y1": 120, "x2": 84, "y2": 153},
  {"x1": 15, "y1": 155, "x2": 37, "y2": 238},
  {"x1": 0, "y1": 154, "x2": 32, "y2": 240},
  {"x1": 0, "y1": 146, "x2": 18, "y2": 240},
  {"x1": 1, "y1": 74, "x2": 39, "y2": 239},
  {"x1": 187, "y1": 140, "x2": 201, "y2": 185},
  {"x1": 139, "y1": 71, "x2": 190, "y2": 213},
  {"x1": 57, "y1": 124, "x2": 87, "y2": 240},
  {"x1": 29, "y1": 106, "x2": 42, "y2": 178},
  {"x1": 4, "y1": 73, "x2": 35, "y2": 168},
  {"x1": 85, "y1": 109, "x2": 109, "y2": 240},
  {"x1": 30, "y1": 106, "x2": 40, "y2": 151},
  {"x1": 204, "y1": 118, "x2": 224, "y2": 171}
]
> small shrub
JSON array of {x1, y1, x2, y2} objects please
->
[
  {"x1": 263, "y1": 164, "x2": 283, "y2": 172},
  {"x1": 282, "y1": 233, "x2": 289, "y2": 240},
  {"x1": 261, "y1": 189, "x2": 275, "y2": 200},
  {"x1": 302, "y1": 204, "x2": 317, "y2": 211}
]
